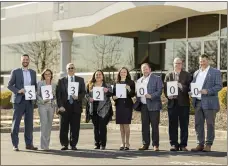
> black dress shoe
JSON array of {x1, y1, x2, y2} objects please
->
[
  {"x1": 101, "y1": 146, "x2": 105, "y2": 150},
  {"x1": 119, "y1": 146, "x2": 124, "y2": 150},
  {"x1": 26, "y1": 145, "x2": 38, "y2": 150},
  {"x1": 170, "y1": 145, "x2": 179, "y2": 151},
  {"x1": 71, "y1": 147, "x2": 77, "y2": 150},
  {"x1": 94, "y1": 145, "x2": 100, "y2": 149},
  {"x1": 138, "y1": 145, "x2": 149, "y2": 150},
  {"x1": 61, "y1": 146, "x2": 68, "y2": 150},
  {"x1": 13, "y1": 147, "x2": 19, "y2": 151},
  {"x1": 124, "y1": 147, "x2": 130, "y2": 150}
]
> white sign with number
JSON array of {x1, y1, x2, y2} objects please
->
[
  {"x1": 24, "y1": 85, "x2": 36, "y2": 100},
  {"x1": 116, "y1": 84, "x2": 126, "y2": 98},
  {"x1": 41, "y1": 85, "x2": 53, "y2": 100},
  {"x1": 68, "y1": 82, "x2": 79, "y2": 96},
  {"x1": 191, "y1": 83, "x2": 201, "y2": 98},
  {"x1": 93, "y1": 87, "x2": 104, "y2": 101},
  {"x1": 136, "y1": 83, "x2": 147, "y2": 97},
  {"x1": 167, "y1": 81, "x2": 178, "y2": 96}
]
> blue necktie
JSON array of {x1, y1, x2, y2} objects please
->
[{"x1": 69, "y1": 76, "x2": 74, "y2": 104}]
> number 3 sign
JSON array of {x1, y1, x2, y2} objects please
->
[
  {"x1": 167, "y1": 81, "x2": 178, "y2": 97},
  {"x1": 136, "y1": 83, "x2": 147, "y2": 97},
  {"x1": 93, "y1": 87, "x2": 104, "y2": 101},
  {"x1": 41, "y1": 85, "x2": 53, "y2": 100},
  {"x1": 68, "y1": 82, "x2": 79, "y2": 96}
]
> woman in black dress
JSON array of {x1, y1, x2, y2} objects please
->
[{"x1": 112, "y1": 67, "x2": 135, "y2": 150}]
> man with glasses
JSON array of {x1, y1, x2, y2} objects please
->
[
  {"x1": 164, "y1": 58, "x2": 192, "y2": 151},
  {"x1": 56, "y1": 63, "x2": 86, "y2": 150}
]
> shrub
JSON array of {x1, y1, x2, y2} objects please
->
[
  {"x1": 219, "y1": 87, "x2": 227, "y2": 109},
  {"x1": 0, "y1": 91, "x2": 13, "y2": 109}
]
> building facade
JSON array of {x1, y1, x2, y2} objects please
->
[{"x1": 1, "y1": 2, "x2": 227, "y2": 86}]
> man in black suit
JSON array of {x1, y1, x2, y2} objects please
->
[
  {"x1": 56, "y1": 63, "x2": 85, "y2": 150},
  {"x1": 164, "y1": 58, "x2": 192, "y2": 151}
]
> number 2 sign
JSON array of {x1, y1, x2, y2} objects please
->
[{"x1": 93, "y1": 87, "x2": 104, "y2": 101}]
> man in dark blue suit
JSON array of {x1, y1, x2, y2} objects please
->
[
  {"x1": 190, "y1": 54, "x2": 222, "y2": 152},
  {"x1": 8, "y1": 54, "x2": 38, "y2": 151}
]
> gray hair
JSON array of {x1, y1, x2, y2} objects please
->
[{"x1": 66, "y1": 63, "x2": 75, "y2": 70}]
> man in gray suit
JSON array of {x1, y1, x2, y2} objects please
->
[
  {"x1": 136, "y1": 63, "x2": 163, "y2": 151},
  {"x1": 8, "y1": 54, "x2": 38, "y2": 151},
  {"x1": 190, "y1": 54, "x2": 222, "y2": 152}
]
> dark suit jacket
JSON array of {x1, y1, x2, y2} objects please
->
[
  {"x1": 7, "y1": 68, "x2": 37, "y2": 104},
  {"x1": 164, "y1": 70, "x2": 192, "y2": 108},
  {"x1": 112, "y1": 79, "x2": 135, "y2": 108},
  {"x1": 56, "y1": 75, "x2": 86, "y2": 113}
]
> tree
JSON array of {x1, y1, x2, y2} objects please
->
[
  {"x1": 125, "y1": 49, "x2": 135, "y2": 70},
  {"x1": 86, "y1": 36, "x2": 123, "y2": 70},
  {"x1": 6, "y1": 39, "x2": 79, "y2": 74}
]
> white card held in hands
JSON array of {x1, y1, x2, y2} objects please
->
[
  {"x1": 167, "y1": 81, "x2": 178, "y2": 97},
  {"x1": 136, "y1": 83, "x2": 147, "y2": 97},
  {"x1": 24, "y1": 85, "x2": 36, "y2": 100},
  {"x1": 93, "y1": 87, "x2": 104, "y2": 101},
  {"x1": 191, "y1": 83, "x2": 201, "y2": 98},
  {"x1": 68, "y1": 82, "x2": 79, "y2": 96},
  {"x1": 41, "y1": 85, "x2": 53, "y2": 100},
  {"x1": 116, "y1": 84, "x2": 126, "y2": 98}
]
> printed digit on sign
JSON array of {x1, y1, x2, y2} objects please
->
[
  {"x1": 170, "y1": 86, "x2": 175, "y2": 94},
  {"x1": 96, "y1": 91, "x2": 100, "y2": 99},
  {"x1": 139, "y1": 88, "x2": 144, "y2": 95}
]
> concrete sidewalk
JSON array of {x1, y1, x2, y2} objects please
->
[{"x1": 1, "y1": 130, "x2": 227, "y2": 165}]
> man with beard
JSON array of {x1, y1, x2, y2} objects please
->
[{"x1": 8, "y1": 54, "x2": 38, "y2": 151}]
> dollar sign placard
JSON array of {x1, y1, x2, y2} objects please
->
[{"x1": 25, "y1": 85, "x2": 36, "y2": 100}]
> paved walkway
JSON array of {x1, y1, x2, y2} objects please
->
[{"x1": 1, "y1": 130, "x2": 227, "y2": 165}]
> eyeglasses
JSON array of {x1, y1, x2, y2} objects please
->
[
  {"x1": 68, "y1": 67, "x2": 74, "y2": 70},
  {"x1": 174, "y1": 63, "x2": 182, "y2": 65}
]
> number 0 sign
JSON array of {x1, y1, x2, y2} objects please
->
[
  {"x1": 41, "y1": 85, "x2": 53, "y2": 100},
  {"x1": 136, "y1": 83, "x2": 147, "y2": 97},
  {"x1": 167, "y1": 81, "x2": 178, "y2": 96},
  {"x1": 93, "y1": 87, "x2": 104, "y2": 101},
  {"x1": 191, "y1": 83, "x2": 201, "y2": 98}
]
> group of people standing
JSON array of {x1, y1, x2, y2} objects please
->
[{"x1": 8, "y1": 53, "x2": 222, "y2": 153}]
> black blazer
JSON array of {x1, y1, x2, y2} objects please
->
[
  {"x1": 112, "y1": 79, "x2": 135, "y2": 108},
  {"x1": 164, "y1": 70, "x2": 192, "y2": 108},
  {"x1": 56, "y1": 75, "x2": 86, "y2": 113}
]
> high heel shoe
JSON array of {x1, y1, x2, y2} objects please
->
[
  {"x1": 125, "y1": 144, "x2": 130, "y2": 150},
  {"x1": 119, "y1": 144, "x2": 125, "y2": 150}
]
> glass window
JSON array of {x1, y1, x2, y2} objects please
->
[
  {"x1": 152, "y1": 18, "x2": 186, "y2": 41},
  {"x1": 220, "y1": 38, "x2": 227, "y2": 70},
  {"x1": 221, "y1": 15, "x2": 227, "y2": 37},
  {"x1": 188, "y1": 41, "x2": 201, "y2": 73},
  {"x1": 173, "y1": 41, "x2": 186, "y2": 70},
  {"x1": 204, "y1": 40, "x2": 217, "y2": 68},
  {"x1": 221, "y1": 72, "x2": 227, "y2": 87},
  {"x1": 188, "y1": 14, "x2": 219, "y2": 38}
]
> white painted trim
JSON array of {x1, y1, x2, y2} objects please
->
[
  {"x1": 1, "y1": 2, "x2": 38, "y2": 10},
  {"x1": 53, "y1": 2, "x2": 136, "y2": 31}
]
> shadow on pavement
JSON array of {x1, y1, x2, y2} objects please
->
[{"x1": 18, "y1": 148, "x2": 227, "y2": 159}]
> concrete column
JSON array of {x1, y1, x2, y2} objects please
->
[{"x1": 58, "y1": 30, "x2": 73, "y2": 78}]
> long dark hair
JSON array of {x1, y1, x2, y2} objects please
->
[
  {"x1": 87, "y1": 70, "x2": 105, "y2": 91},
  {"x1": 116, "y1": 67, "x2": 131, "y2": 83},
  {"x1": 41, "y1": 68, "x2": 53, "y2": 81}
]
